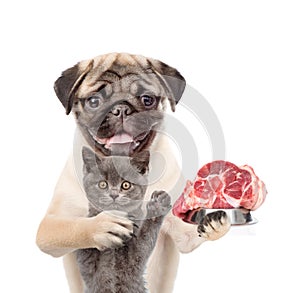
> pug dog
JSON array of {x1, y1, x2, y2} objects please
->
[{"x1": 36, "y1": 53, "x2": 230, "y2": 293}]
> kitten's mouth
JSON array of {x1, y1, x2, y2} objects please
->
[{"x1": 88, "y1": 130, "x2": 152, "y2": 155}]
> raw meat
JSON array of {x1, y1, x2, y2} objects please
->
[{"x1": 172, "y1": 160, "x2": 267, "y2": 220}]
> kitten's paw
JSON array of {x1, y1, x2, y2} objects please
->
[
  {"x1": 90, "y1": 211, "x2": 134, "y2": 250},
  {"x1": 147, "y1": 190, "x2": 171, "y2": 218},
  {"x1": 197, "y1": 211, "x2": 231, "y2": 241}
]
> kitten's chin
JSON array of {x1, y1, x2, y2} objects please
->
[
  {"x1": 100, "y1": 202, "x2": 143, "y2": 213},
  {"x1": 95, "y1": 202, "x2": 122, "y2": 211}
]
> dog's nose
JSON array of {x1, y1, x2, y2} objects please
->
[{"x1": 111, "y1": 103, "x2": 133, "y2": 117}]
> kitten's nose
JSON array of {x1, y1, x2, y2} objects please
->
[{"x1": 110, "y1": 193, "x2": 119, "y2": 200}]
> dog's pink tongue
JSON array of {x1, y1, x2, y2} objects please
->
[{"x1": 107, "y1": 133, "x2": 134, "y2": 145}]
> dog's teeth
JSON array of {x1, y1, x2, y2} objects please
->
[
  {"x1": 89, "y1": 130, "x2": 107, "y2": 145},
  {"x1": 133, "y1": 141, "x2": 140, "y2": 149}
]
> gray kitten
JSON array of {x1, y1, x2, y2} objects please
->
[{"x1": 76, "y1": 147, "x2": 171, "y2": 293}]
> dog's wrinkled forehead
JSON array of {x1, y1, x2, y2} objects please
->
[
  {"x1": 77, "y1": 56, "x2": 164, "y2": 100},
  {"x1": 54, "y1": 52, "x2": 186, "y2": 114}
]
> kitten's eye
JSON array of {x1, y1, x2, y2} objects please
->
[
  {"x1": 121, "y1": 181, "x2": 131, "y2": 190},
  {"x1": 140, "y1": 95, "x2": 156, "y2": 108},
  {"x1": 86, "y1": 96, "x2": 101, "y2": 110},
  {"x1": 98, "y1": 181, "x2": 108, "y2": 189}
]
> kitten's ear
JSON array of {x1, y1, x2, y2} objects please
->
[
  {"x1": 82, "y1": 147, "x2": 101, "y2": 173},
  {"x1": 131, "y1": 151, "x2": 150, "y2": 175}
]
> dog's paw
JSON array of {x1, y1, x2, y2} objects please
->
[
  {"x1": 197, "y1": 211, "x2": 231, "y2": 241},
  {"x1": 146, "y1": 190, "x2": 171, "y2": 218},
  {"x1": 90, "y1": 211, "x2": 134, "y2": 250}
]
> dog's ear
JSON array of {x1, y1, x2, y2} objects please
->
[
  {"x1": 148, "y1": 59, "x2": 186, "y2": 111},
  {"x1": 54, "y1": 60, "x2": 94, "y2": 115}
]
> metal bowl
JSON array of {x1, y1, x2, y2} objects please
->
[{"x1": 186, "y1": 208, "x2": 258, "y2": 226}]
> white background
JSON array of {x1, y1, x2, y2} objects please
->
[{"x1": 1, "y1": 0, "x2": 299, "y2": 292}]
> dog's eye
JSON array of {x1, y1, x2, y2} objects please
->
[
  {"x1": 121, "y1": 181, "x2": 131, "y2": 190},
  {"x1": 140, "y1": 95, "x2": 156, "y2": 108},
  {"x1": 86, "y1": 96, "x2": 101, "y2": 109}
]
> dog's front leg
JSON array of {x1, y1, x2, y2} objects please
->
[
  {"x1": 36, "y1": 212, "x2": 134, "y2": 257},
  {"x1": 163, "y1": 211, "x2": 231, "y2": 254}
]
